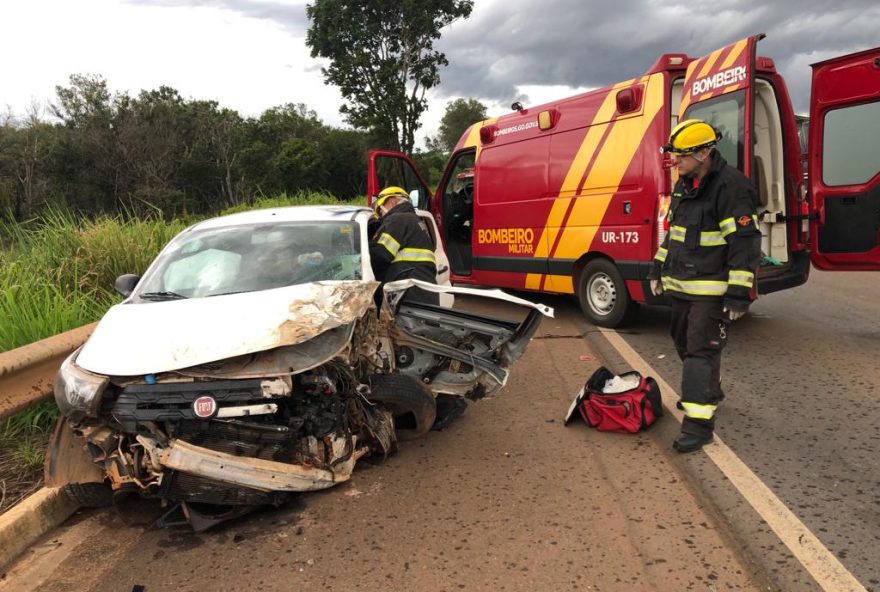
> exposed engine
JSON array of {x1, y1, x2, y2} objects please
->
[{"x1": 81, "y1": 360, "x2": 395, "y2": 509}]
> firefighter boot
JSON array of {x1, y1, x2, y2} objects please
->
[{"x1": 673, "y1": 418, "x2": 714, "y2": 453}]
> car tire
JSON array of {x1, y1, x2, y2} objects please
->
[
  {"x1": 577, "y1": 259, "x2": 639, "y2": 328},
  {"x1": 369, "y1": 374, "x2": 437, "y2": 441},
  {"x1": 63, "y1": 482, "x2": 114, "y2": 508}
]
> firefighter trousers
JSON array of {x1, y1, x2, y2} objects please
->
[{"x1": 669, "y1": 297, "x2": 730, "y2": 439}]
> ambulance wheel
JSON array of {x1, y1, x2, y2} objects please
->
[{"x1": 577, "y1": 259, "x2": 638, "y2": 328}]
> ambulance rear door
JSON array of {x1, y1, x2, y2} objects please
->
[
  {"x1": 807, "y1": 47, "x2": 880, "y2": 270},
  {"x1": 677, "y1": 35, "x2": 763, "y2": 179}
]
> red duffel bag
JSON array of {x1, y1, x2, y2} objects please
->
[{"x1": 564, "y1": 366, "x2": 663, "y2": 433}]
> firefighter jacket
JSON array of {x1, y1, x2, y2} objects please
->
[
  {"x1": 369, "y1": 200, "x2": 437, "y2": 292},
  {"x1": 648, "y1": 152, "x2": 761, "y2": 308}
]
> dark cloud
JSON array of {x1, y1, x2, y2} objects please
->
[
  {"x1": 435, "y1": 0, "x2": 880, "y2": 113},
  {"x1": 128, "y1": 0, "x2": 877, "y2": 115}
]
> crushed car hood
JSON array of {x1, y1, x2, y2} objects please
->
[{"x1": 77, "y1": 281, "x2": 379, "y2": 377}]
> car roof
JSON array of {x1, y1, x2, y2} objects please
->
[{"x1": 193, "y1": 205, "x2": 371, "y2": 231}]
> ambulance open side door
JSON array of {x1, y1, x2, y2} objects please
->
[{"x1": 807, "y1": 47, "x2": 880, "y2": 270}]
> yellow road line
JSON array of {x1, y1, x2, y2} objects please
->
[{"x1": 598, "y1": 327, "x2": 868, "y2": 592}]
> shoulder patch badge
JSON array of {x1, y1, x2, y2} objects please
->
[{"x1": 737, "y1": 215, "x2": 752, "y2": 226}]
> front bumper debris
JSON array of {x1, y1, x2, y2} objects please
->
[{"x1": 139, "y1": 436, "x2": 365, "y2": 493}]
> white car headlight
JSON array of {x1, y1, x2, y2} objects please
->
[{"x1": 54, "y1": 349, "x2": 110, "y2": 422}]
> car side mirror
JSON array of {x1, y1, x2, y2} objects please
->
[{"x1": 114, "y1": 274, "x2": 141, "y2": 298}]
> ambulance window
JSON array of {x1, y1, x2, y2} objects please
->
[
  {"x1": 822, "y1": 101, "x2": 880, "y2": 186},
  {"x1": 683, "y1": 90, "x2": 744, "y2": 171},
  {"x1": 440, "y1": 151, "x2": 476, "y2": 233},
  {"x1": 442, "y1": 152, "x2": 476, "y2": 202}
]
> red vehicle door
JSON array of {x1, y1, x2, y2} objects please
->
[
  {"x1": 366, "y1": 149, "x2": 432, "y2": 211},
  {"x1": 366, "y1": 149, "x2": 453, "y2": 288},
  {"x1": 807, "y1": 47, "x2": 880, "y2": 270},
  {"x1": 677, "y1": 35, "x2": 762, "y2": 180}
]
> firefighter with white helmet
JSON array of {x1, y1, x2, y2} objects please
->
[
  {"x1": 369, "y1": 186, "x2": 438, "y2": 304},
  {"x1": 648, "y1": 119, "x2": 761, "y2": 453}
]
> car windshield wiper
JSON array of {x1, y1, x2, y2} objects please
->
[{"x1": 139, "y1": 291, "x2": 188, "y2": 301}]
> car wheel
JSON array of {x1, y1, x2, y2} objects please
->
[
  {"x1": 369, "y1": 374, "x2": 437, "y2": 441},
  {"x1": 577, "y1": 259, "x2": 638, "y2": 328},
  {"x1": 63, "y1": 482, "x2": 114, "y2": 508}
]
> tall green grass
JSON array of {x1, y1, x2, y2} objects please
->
[
  {"x1": 219, "y1": 190, "x2": 350, "y2": 215},
  {"x1": 0, "y1": 208, "x2": 189, "y2": 351}
]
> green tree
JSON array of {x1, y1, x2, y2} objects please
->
[
  {"x1": 306, "y1": 0, "x2": 473, "y2": 154},
  {"x1": 198, "y1": 103, "x2": 245, "y2": 207},
  {"x1": 427, "y1": 98, "x2": 487, "y2": 154},
  {"x1": 51, "y1": 74, "x2": 113, "y2": 129},
  {"x1": 51, "y1": 74, "x2": 120, "y2": 213}
]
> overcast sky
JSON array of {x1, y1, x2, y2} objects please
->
[{"x1": 2, "y1": 0, "x2": 877, "y2": 149}]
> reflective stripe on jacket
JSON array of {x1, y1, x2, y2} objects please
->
[
  {"x1": 369, "y1": 200, "x2": 437, "y2": 290},
  {"x1": 648, "y1": 152, "x2": 761, "y2": 303}
]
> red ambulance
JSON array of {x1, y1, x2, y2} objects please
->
[{"x1": 368, "y1": 35, "x2": 880, "y2": 327}]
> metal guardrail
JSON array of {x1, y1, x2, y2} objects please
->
[{"x1": 0, "y1": 323, "x2": 97, "y2": 421}]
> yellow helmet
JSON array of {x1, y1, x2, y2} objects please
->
[
  {"x1": 373, "y1": 186, "x2": 409, "y2": 214},
  {"x1": 660, "y1": 119, "x2": 721, "y2": 155}
]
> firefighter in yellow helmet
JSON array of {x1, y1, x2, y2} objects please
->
[
  {"x1": 369, "y1": 186, "x2": 438, "y2": 305},
  {"x1": 647, "y1": 119, "x2": 761, "y2": 453}
]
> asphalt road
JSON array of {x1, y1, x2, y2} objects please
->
[
  {"x1": 4, "y1": 270, "x2": 876, "y2": 592},
  {"x1": 585, "y1": 269, "x2": 880, "y2": 592},
  {"x1": 0, "y1": 297, "x2": 765, "y2": 592}
]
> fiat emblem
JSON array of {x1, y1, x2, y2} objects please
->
[{"x1": 193, "y1": 396, "x2": 217, "y2": 419}]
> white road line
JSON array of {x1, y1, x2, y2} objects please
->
[{"x1": 599, "y1": 327, "x2": 867, "y2": 592}]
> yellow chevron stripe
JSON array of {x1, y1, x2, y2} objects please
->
[
  {"x1": 694, "y1": 40, "x2": 747, "y2": 103},
  {"x1": 540, "y1": 82, "x2": 629, "y2": 245},
  {"x1": 462, "y1": 117, "x2": 499, "y2": 161},
  {"x1": 462, "y1": 124, "x2": 480, "y2": 148},
  {"x1": 553, "y1": 74, "x2": 664, "y2": 260},
  {"x1": 719, "y1": 39, "x2": 747, "y2": 70},
  {"x1": 525, "y1": 83, "x2": 631, "y2": 288},
  {"x1": 680, "y1": 47, "x2": 726, "y2": 114},
  {"x1": 696, "y1": 47, "x2": 725, "y2": 81},
  {"x1": 525, "y1": 274, "x2": 542, "y2": 289},
  {"x1": 544, "y1": 275, "x2": 574, "y2": 293}
]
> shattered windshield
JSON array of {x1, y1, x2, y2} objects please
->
[{"x1": 136, "y1": 221, "x2": 362, "y2": 299}]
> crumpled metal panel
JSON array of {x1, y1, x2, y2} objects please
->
[
  {"x1": 383, "y1": 278, "x2": 555, "y2": 317},
  {"x1": 145, "y1": 437, "x2": 365, "y2": 493},
  {"x1": 173, "y1": 324, "x2": 356, "y2": 379},
  {"x1": 76, "y1": 280, "x2": 379, "y2": 377}
]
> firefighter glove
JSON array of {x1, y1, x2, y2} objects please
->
[
  {"x1": 650, "y1": 279, "x2": 663, "y2": 297},
  {"x1": 723, "y1": 298, "x2": 749, "y2": 321}
]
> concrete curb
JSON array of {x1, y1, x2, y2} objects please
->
[{"x1": 0, "y1": 487, "x2": 79, "y2": 571}]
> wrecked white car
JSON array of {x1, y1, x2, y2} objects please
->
[{"x1": 47, "y1": 205, "x2": 552, "y2": 529}]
